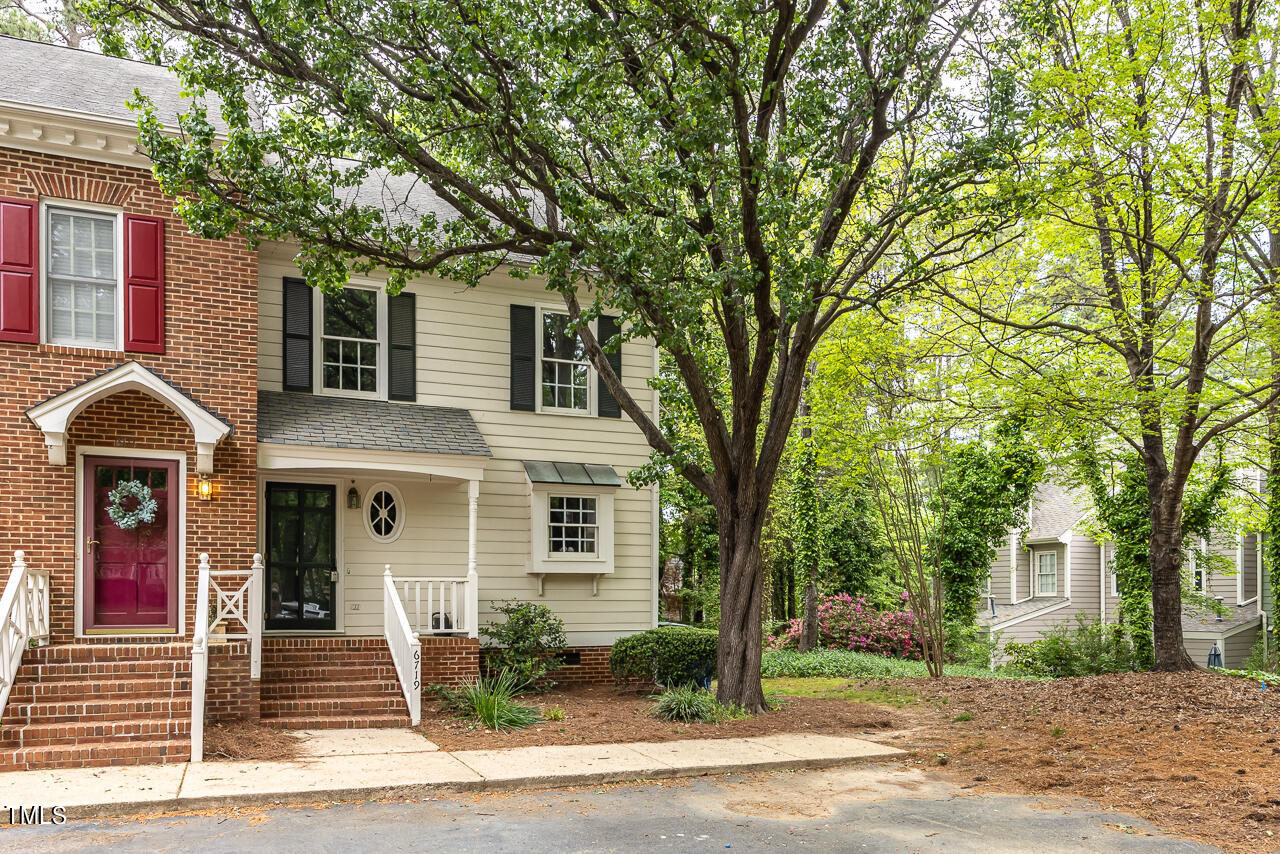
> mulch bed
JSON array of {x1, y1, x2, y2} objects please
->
[
  {"x1": 202, "y1": 721, "x2": 301, "y2": 762},
  {"x1": 415, "y1": 683, "x2": 897, "y2": 751},
  {"x1": 883, "y1": 671, "x2": 1280, "y2": 853}
]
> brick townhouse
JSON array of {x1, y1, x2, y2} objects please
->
[{"x1": 0, "y1": 37, "x2": 658, "y2": 771}]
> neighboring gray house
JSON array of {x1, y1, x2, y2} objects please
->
[{"x1": 983, "y1": 480, "x2": 1267, "y2": 668}]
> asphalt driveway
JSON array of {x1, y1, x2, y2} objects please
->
[{"x1": 2, "y1": 765, "x2": 1219, "y2": 853}]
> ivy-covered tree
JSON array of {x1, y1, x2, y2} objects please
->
[
  {"x1": 937, "y1": 0, "x2": 1280, "y2": 670},
  {"x1": 91, "y1": 0, "x2": 1016, "y2": 709},
  {"x1": 1077, "y1": 448, "x2": 1233, "y2": 667},
  {"x1": 933, "y1": 417, "x2": 1042, "y2": 626}
]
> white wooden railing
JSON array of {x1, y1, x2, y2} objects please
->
[
  {"x1": 0, "y1": 551, "x2": 50, "y2": 723},
  {"x1": 394, "y1": 574, "x2": 478, "y2": 638},
  {"x1": 191, "y1": 552, "x2": 264, "y2": 762},
  {"x1": 383, "y1": 567, "x2": 422, "y2": 725}
]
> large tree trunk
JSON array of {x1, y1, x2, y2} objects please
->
[
  {"x1": 1149, "y1": 493, "x2": 1197, "y2": 670},
  {"x1": 797, "y1": 581, "x2": 819, "y2": 653},
  {"x1": 716, "y1": 508, "x2": 768, "y2": 713}
]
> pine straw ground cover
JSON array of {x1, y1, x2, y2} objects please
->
[
  {"x1": 880, "y1": 671, "x2": 1280, "y2": 853},
  {"x1": 416, "y1": 683, "x2": 897, "y2": 751},
  {"x1": 202, "y1": 721, "x2": 301, "y2": 761}
]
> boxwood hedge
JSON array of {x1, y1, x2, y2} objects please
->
[{"x1": 610, "y1": 626, "x2": 718, "y2": 687}]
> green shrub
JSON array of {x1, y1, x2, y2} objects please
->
[
  {"x1": 761, "y1": 648, "x2": 1015, "y2": 679},
  {"x1": 436, "y1": 670, "x2": 543, "y2": 731},
  {"x1": 944, "y1": 620, "x2": 997, "y2": 668},
  {"x1": 1002, "y1": 616, "x2": 1138, "y2": 678},
  {"x1": 481, "y1": 599, "x2": 567, "y2": 691},
  {"x1": 1242, "y1": 635, "x2": 1279, "y2": 674},
  {"x1": 649, "y1": 684, "x2": 747, "y2": 723},
  {"x1": 610, "y1": 626, "x2": 718, "y2": 686},
  {"x1": 1211, "y1": 666, "x2": 1280, "y2": 685}
]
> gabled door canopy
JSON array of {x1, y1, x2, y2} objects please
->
[{"x1": 26, "y1": 361, "x2": 232, "y2": 474}]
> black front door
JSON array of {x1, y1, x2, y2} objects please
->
[{"x1": 265, "y1": 482, "x2": 337, "y2": 630}]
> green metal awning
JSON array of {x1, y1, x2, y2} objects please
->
[{"x1": 522, "y1": 460, "x2": 623, "y2": 487}]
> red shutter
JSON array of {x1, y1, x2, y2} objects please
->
[
  {"x1": 123, "y1": 214, "x2": 165, "y2": 354},
  {"x1": 0, "y1": 197, "x2": 38, "y2": 344}
]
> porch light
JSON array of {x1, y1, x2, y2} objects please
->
[
  {"x1": 347, "y1": 483, "x2": 361, "y2": 509},
  {"x1": 196, "y1": 475, "x2": 214, "y2": 501}
]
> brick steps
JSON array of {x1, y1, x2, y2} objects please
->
[
  {"x1": 260, "y1": 714, "x2": 411, "y2": 730},
  {"x1": 258, "y1": 665, "x2": 399, "y2": 682},
  {"x1": 261, "y1": 679, "x2": 400, "y2": 700},
  {"x1": 258, "y1": 639, "x2": 410, "y2": 729},
  {"x1": 0, "y1": 739, "x2": 190, "y2": 773},
  {"x1": 0, "y1": 718, "x2": 191, "y2": 749},
  {"x1": 1, "y1": 643, "x2": 193, "y2": 770}
]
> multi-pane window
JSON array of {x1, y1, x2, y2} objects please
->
[
  {"x1": 549, "y1": 495, "x2": 598, "y2": 554},
  {"x1": 540, "y1": 311, "x2": 590, "y2": 411},
  {"x1": 1036, "y1": 552, "x2": 1057, "y2": 596},
  {"x1": 47, "y1": 207, "x2": 117, "y2": 347},
  {"x1": 322, "y1": 288, "x2": 379, "y2": 393}
]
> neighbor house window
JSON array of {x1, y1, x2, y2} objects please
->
[
  {"x1": 1036, "y1": 551, "x2": 1057, "y2": 596},
  {"x1": 549, "y1": 495, "x2": 598, "y2": 555},
  {"x1": 322, "y1": 287, "x2": 380, "y2": 394},
  {"x1": 540, "y1": 310, "x2": 591, "y2": 412},
  {"x1": 46, "y1": 206, "x2": 118, "y2": 348},
  {"x1": 1192, "y1": 560, "x2": 1205, "y2": 592}
]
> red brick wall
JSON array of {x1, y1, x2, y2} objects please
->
[
  {"x1": 479, "y1": 645, "x2": 615, "y2": 686},
  {"x1": 420, "y1": 636, "x2": 480, "y2": 687},
  {"x1": 0, "y1": 148, "x2": 258, "y2": 644},
  {"x1": 205, "y1": 641, "x2": 261, "y2": 722}
]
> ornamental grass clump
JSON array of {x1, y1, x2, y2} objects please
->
[
  {"x1": 439, "y1": 670, "x2": 543, "y2": 732},
  {"x1": 650, "y1": 685, "x2": 747, "y2": 723},
  {"x1": 767, "y1": 593, "x2": 924, "y2": 660}
]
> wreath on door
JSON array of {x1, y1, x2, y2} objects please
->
[{"x1": 106, "y1": 479, "x2": 158, "y2": 530}]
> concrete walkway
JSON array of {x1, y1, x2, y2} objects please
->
[{"x1": 0, "y1": 730, "x2": 902, "y2": 818}]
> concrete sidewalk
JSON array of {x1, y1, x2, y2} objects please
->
[{"x1": 0, "y1": 730, "x2": 902, "y2": 818}]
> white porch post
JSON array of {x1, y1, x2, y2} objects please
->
[
  {"x1": 249, "y1": 553, "x2": 264, "y2": 679},
  {"x1": 466, "y1": 479, "x2": 480, "y2": 639}
]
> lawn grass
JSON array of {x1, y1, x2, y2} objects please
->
[
  {"x1": 762, "y1": 676, "x2": 920, "y2": 707},
  {"x1": 762, "y1": 648, "x2": 1022, "y2": 680}
]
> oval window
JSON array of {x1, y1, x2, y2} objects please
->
[{"x1": 364, "y1": 483, "x2": 404, "y2": 543}]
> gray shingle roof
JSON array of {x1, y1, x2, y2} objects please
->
[
  {"x1": 257, "y1": 391, "x2": 489, "y2": 457},
  {"x1": 0, "y1": 37, "x2": 226, "y2": 132},
  {"x1": 1026, "y1": 482, "x2": 1087, "y2": 541}
]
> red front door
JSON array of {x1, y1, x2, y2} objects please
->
[{"x1": 83, "y1": 456, "x2": 179, "y2": 631}]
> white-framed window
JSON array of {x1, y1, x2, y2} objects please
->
[
  {"x1": 316, "y1": 285, "x2": 386, "y2": 398},
  {"x1": 363, "y1": 482, "x2": 405, "y2": 543},
  {"x1": 549, "y1": 495, "x2": 598, "y2": 555},
  {"x1": 529, "y1": 487, "x2": 615, "y2": 575},
  {"x1": 1192, "y1": 560, "x2": 1205, "y2": 592},
  {"x1": 43, "y1": 202, "x2": 122, "y2": 349},
  {"x1": 538, "y1": 309, "x2": 593, "y2": 414},
  {"x1": 1036, "y1": 551, "x2": 1057, "y2": 596}
]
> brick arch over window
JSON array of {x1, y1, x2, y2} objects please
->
[
  {"x1": 25, "y1": 172, "x2": 135, "y2": 208},
  {"x1": 24, "y1": 361, "x2": 232, "y2": 474}
]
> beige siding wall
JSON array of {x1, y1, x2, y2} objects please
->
[
  {"x1": 1241, "y1": 533, "x2": 1259, "y2": 603},
  {"x1": 258, "y1": 250, "x2": 658, "y2": 645},
  {"x1": 1068, "y1": 533, "x2": 1101, "y2": 615},
  {"x1": 990, "y1": 542, "x2": 1012, "y2": 604},
  {"x1": 1225, "y1": 626, "x2": 1260, "y2": 668},
  {"x1": 1183, "y1": 635, "x2": 1216, "y2": 667}
]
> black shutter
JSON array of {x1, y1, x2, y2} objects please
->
[
  {"x1": 597, "y1": 314, "x2": 623, "y2": 418},
  {"x1": 388, "y1": 292, "x2": 416, "y2": 401},
  {"x1": 282, "y1": 277, "x2": 312, "y2": 392},
  {"x1": 510, "y1": 304, "x2": 536, "y2": 411}
]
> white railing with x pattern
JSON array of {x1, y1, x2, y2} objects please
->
[
  {"x1": 191, "y1": 552, "x2": 263, "y2": 762},
  {"x1": 0, "y1": 551, "x2": 50, "y2": 723},
  {"x1": 383, "y1": 567, "x2": 422, "y2": 726}
]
